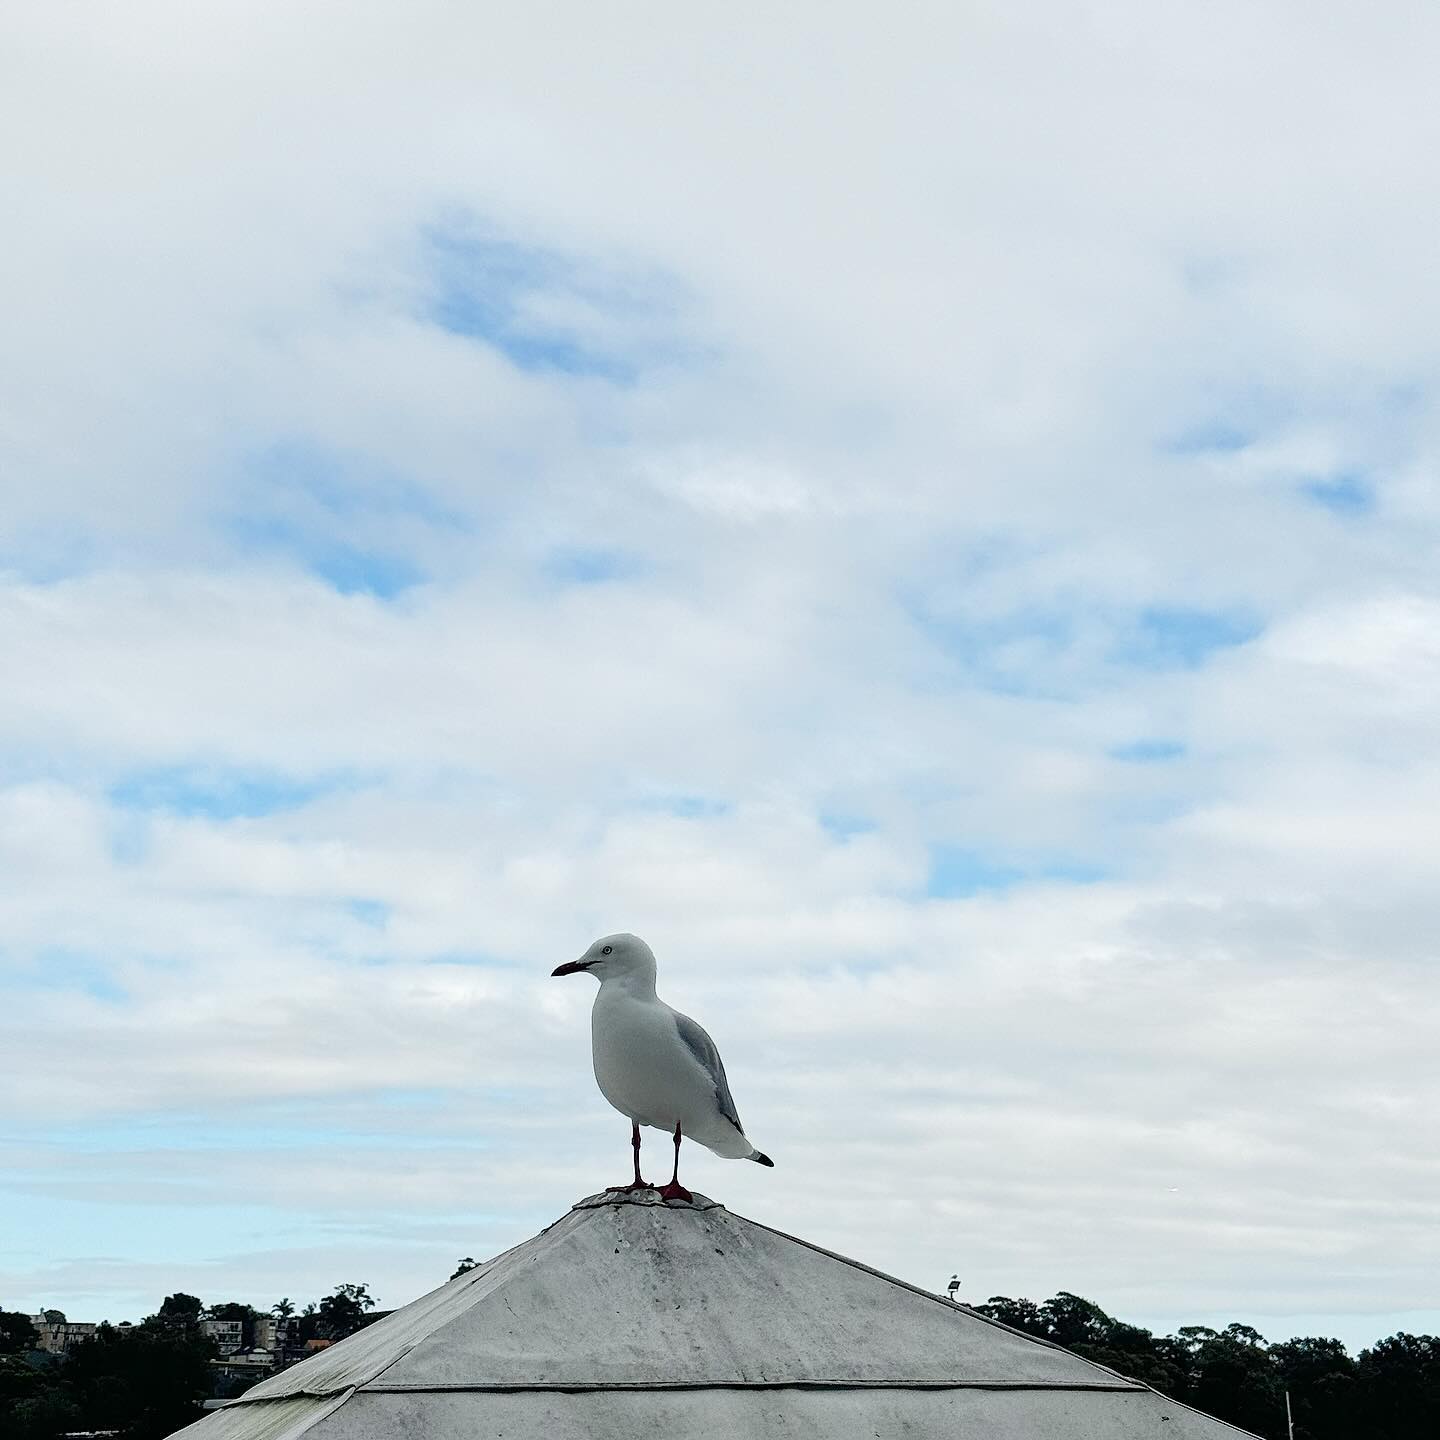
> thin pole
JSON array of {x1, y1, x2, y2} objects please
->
[{"x1": 1285, "y1": 1388, "x2": 1294, "y2": 1440}]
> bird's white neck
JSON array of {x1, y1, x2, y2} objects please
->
[{"x1": 596, "y1": 967, "x2": 658, "y2": 1001}]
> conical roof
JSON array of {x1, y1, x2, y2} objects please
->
[{"x1": 170, "y1": 1190, "x2": 1258, "y2": 1439}]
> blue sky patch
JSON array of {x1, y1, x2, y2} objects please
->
[
  {"x1": 1164, "y1": 420, "x2": 1255, "y2": 455},
  {"x1": 1115, "y1": 606, "x2": 1261, "y2": 669},
  {"x1": 907, "y1": 590, "x2": 1259, "y2": 689},
  {"x1": 820, "y1": 812, "x2": 878, "y2": 841},
  {"x1": 545, "y1": 546, "x2": 641, "y2": 585},
  {"x1": 655, "y1": 794, "x2": 731, "y2": 820},
  {"x1": 220, "y1": 441, "x2": 474, "y2": 597},
  {"x1": 109, "y1": 766, "x2": 355, "y2": 820},
  {"x1": 1162, "y1": 385, "x2": 1294, "y2": 457},
  {"x1": 422, "y1": 950, "x2": 514, "y2": 970},
  {"x1": 39, "y1": 1092, "x2": 489, "y2": 1156},
  {"x1": 245, "y1": 441, "x2": 464, "y2": 529},
  {"x1": 927, "y1": 846, "x2": 1107, "y2": 898},
  {"x1": 346, "y1": 900, "x2": 389, "y2": 928},
  {"x1": 229, "y1": 511, "x2": 424, "y2": 598},
  {"x1": 302, "y1": 541, "x2": 422, "y2": 598},
  {"x1": 1302, "y1": 472, "x2": 1374, "y2": 516},
  {"x1": 1110, "y1": 738, "x2": 1186, "y2": 763},
  {"x1": 422, "y1": 227, "x2": 668, "y2": 382},
  {"x1": 903, "y1": 596, "x2": 1078, "y2": 698},
  {"x1": 8, "y1": 948, "x2": 128, "y2": 1004}
]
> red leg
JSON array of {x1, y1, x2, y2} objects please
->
[
  {"x1": 611, "y1": 1122, "x2": 653, "y2": 1192},
  {"x1": 658, "y1": 1122, "x2": 693, "y2": 1203}
]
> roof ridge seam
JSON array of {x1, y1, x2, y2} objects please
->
[
  {"x1": 1123, "y1": 1380, "x2": 1271, "y2": 1439},
  {"x1": 353, "y1": 1380, "x2": 1146, "y2": 1394},
  {"x1": 726, "y1": 1207, "x2": 1148, "y2": 1390},
  {"x1": 236, "y1": 1212, "x2": 593, "y2": 1406}
]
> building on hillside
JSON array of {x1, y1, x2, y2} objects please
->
[
  {"x1": 166, "y1": 1189, "x2": 1263, "y2": 1439},
  {"x1": 200, "y1": 1319, "x2": 244, "y2": 1355},
  {"x1": 251, "y1": 1316, "x2": 293, "y2": 1353},
  {"x1": 27, "y1": 1316, "x2": 98, "y2": 1354},
  {"x1": 212, "y1": 1348, "x2": 277, "y2": 1387}
]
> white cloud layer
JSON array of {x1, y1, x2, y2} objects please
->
[{"x1": 3, "y1": 1, "x2": 1439, "y2": 1350}]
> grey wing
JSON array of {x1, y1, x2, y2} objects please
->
[{"x1": 674, "y1": 1012, "x2": 745, "y2": 1135}]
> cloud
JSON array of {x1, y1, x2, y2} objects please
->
[{"x1": 3, "y1": 0, "x2": 1440, "y2": 1355}]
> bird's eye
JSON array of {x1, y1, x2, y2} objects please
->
[{"x1": 601, "y1": 945, "x2": 613, "y2": 955}]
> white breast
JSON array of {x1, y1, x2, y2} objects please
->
[{"x1": 590, "y1": 987, "x2": 720, "y2": 1136}]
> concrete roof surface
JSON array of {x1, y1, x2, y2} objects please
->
[{"x1": 167, "y1": 1188, "x2": 1261, "y2": 1439}]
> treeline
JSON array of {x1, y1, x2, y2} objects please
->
[
  {"x1": 0, "y1": 1284, "x2": 381, "y2": 1440},
  {"x1": 973, "y1": 1290, "x2": 1440, "y2": 1439},
  {"x1": 7, "y1": 1281, "x2": 1438, "y2": 1438}
]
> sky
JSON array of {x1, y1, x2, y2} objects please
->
[{"x1": 2, "y1": 1, "x2": 1439, "y2": 1355}]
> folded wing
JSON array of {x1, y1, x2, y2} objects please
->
[{"x1": 674, "y1": 1011, "x2": 744, "y2": 1136}]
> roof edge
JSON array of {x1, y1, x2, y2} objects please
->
[
  {"x1": 729, "y1": 1208, "x2": 1151, "y2": 1392},
  {"x1": 359, "y1": 1379, "x2": 1145, "y2": 1394},
  {"x1": 571, "y1": 1187, "x2": 723, "y2": 1212},
  {"x1": 724, "y1": 1206, "x2": 1267, "y2": 1437}
]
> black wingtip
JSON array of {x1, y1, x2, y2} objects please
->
[{"x1": 751, "y1": 1151, "x2": 775, "y2": 1167}]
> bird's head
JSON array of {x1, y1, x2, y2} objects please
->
[{"x1": 552, "y1": 932, "x2": 656, "y2": 984}]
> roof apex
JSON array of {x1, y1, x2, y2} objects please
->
[{"x1": 169, "y1": 1190, "x2": 1261, "y2": 1440}]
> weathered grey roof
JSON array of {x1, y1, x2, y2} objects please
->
[{"x1": 169, "y1": 1190, "x2": 1260, "y2": 1440}]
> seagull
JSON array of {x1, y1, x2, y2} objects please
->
[{"x1": 552, "y1": 932, "x2": 774, "y2": 1202}]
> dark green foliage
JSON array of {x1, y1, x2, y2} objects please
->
[
  {"x1": 0, "y1": 1353, "x2": 45, "y2": 1404},
  {"x1": 0, "y1": 1321, "x2": 214, "y2": 1440},
  {"x1": 972, "y1": 1292, "x2": 1440, "y2": 1439},
  {"x1": 151, "y1": 1292, "x2": 205, "y2": 1342},
  {"x1": 1353, "y1": 1333, "x2": 1440, "y2": 1437},
  {"x1": 1182, "y1": 1323, "x2": 1285, "y2": 1437},
  {"x1": 315, "y1": 1282, "x2": 375, "y2": 1341},
  {"x1": 1271, "y1": 1335, "x2": 1358, "y2": 1437},
  {"x1": 207, "y1": 1301, "x2": 260, "y2": 1348},
  {"x1": 0, "y1": 1310, "x2": 41, "y2": 1353},
  {"x1": 975, "y1": 1290, "x2": 1191, "y2": 1397},
  {"x1": 13, "y1": 1279, "x2": 1432, "y2": 1438},
  {"x1": 5, "y1": 1385, "x2": 82, "y2": 1440},
  {"x1": 0, "y1": 1283, "x2": 386, "y2": 1438}
]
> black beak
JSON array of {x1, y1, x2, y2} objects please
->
[{"x1": 551, "y1": 959, "x2": 595, "y2": 977}]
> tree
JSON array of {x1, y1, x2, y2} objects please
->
[
  {"x1": 973, "y1": 1291, "x2": 1186, "y2": 1398},
  {"x1": 450, "y1": 1258, "x2": 478, "y2": 1280},
  {"x1": 272, "y1": 1298, "x2": 295, "y2": 1320},
  {"x1": 293, "y1": 1302, "x2": 320, "y2": 1347},
  {"x1": 6, "y1": 1386, "x2": 81, "y2": 1440},
  {"x1": 207, "y1": 1302, "x2": 259, "y2": 1348},
  {"x1": 41, "y1": 1310, "x2": 65, "y2": 1326},
  {"x1": 1271, "y1": 1336, "x2": 1357, "y2": 1440},
  {"x1": 0, "y1": 1311, "x2": 40, "y2": 1354},
  {"x1": 0, "y1": 1354, "x2": 43, "y2": 1404},
  {"x1": 1039, "y1": 1291, "x2": 1118, "y2": 1350},
  {"x1": 152, "y1": 1293, "x2": 204, "y2": 1337},
  {"x1": 62, "y1": 1321, "x2": 215, "y2": 1439},
  {"x1": 1354, "y1": 1332, "x2": 1440, "y2": 1438},
  {"x1": 972, "y1": 1295, "x2": 1046, "y2": 1337},
  {"x1": 973, "y1": 1294, "x2": 1301, "y2": 1436},
  {"x1": 1183, "y1": 1322, "x2": 1285, "y2": 1437},
  {"x1": 1, "y1": 1351, "x2": 79, "y2": 1439},
  {"x1": 315, "y1": 1284, "x2": 376, "y2": 1342}
]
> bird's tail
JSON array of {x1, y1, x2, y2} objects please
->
[{"x1": 747, "y1": 1149, "x2": 775, "y2": 1167}]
